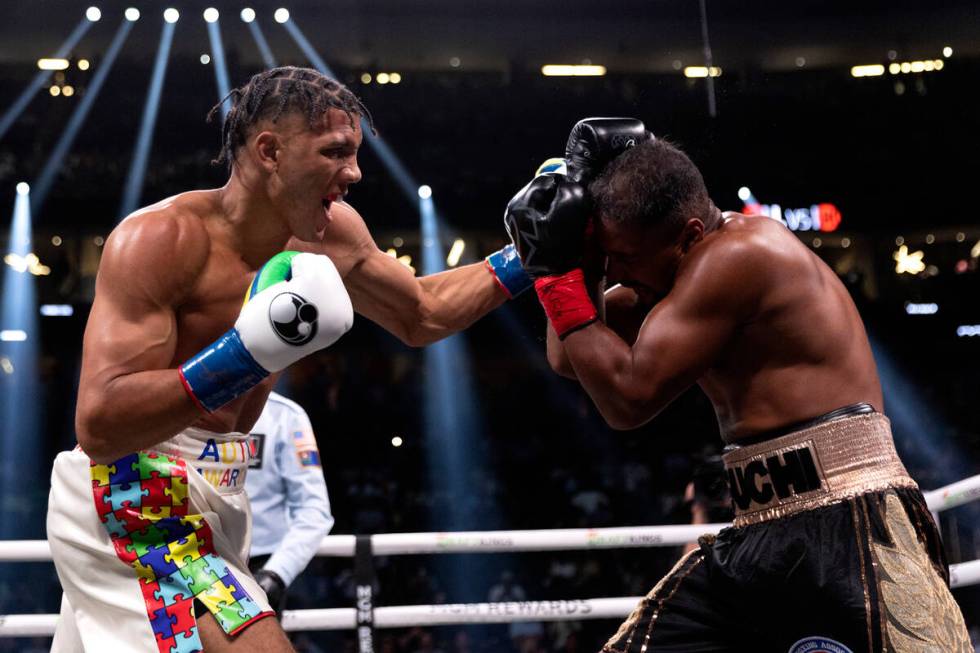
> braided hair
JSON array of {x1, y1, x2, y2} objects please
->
[{"x1": 208, "y1": 66, "x2": 375, "y2": 167}]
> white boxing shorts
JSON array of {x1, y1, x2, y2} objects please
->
[{"x1": 47, "y1": 427, "x2": 275, "y2": 652}]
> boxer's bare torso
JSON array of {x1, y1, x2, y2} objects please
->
[{"x1": 555, "y1": 214, "x2": 883, "y2": 443}]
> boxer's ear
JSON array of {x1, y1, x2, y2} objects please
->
[
  {"x1": 252, "y1": 131, "x2": 281, "y2": 173},
  {"x1": 679, "y1": 218, "x2": 705, "y2": 254}
]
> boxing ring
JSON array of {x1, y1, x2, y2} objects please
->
[{"x1": 1, "y1": 474, "x2": 978, "y2": 639}]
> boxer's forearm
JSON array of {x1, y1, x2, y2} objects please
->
[
  {"x1": 545, "y1": 279, "x2": 608, "y2": 380},
  {"x1": 351, "y1": 256, "x2": 507, "y2": 347},
  {"x1": 561, "y1": 324, "x2": 670, "y2": 430},
  {"x1": 76, "y1": 371, "x2": 205, "y2": 463},
  {"x1": 348, "y1": 248, "x2": 508, "y2": 347},
  {"x1": 411, "y1": 263, "x2": 508, "y2": 344}
]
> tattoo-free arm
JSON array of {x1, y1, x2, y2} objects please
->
[{"x1": 559, "y1": 248, "x2": 755, "y2": 429}]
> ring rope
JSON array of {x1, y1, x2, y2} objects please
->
[
  {"x1": 1, "y1": 474, "x2": 977, "y2": 637},
  {"x1": 2, "y1": 559, "x2": 979, "y2": 638}
]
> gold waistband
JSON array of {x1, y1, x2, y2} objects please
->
[{"x1": 723, "y1": 413, "x2": 916, "y2": 527}]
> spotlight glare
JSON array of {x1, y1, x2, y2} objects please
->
[
  {"x1": 390, "y1": 72, "x2": 401, "y2": 84},
  {"x1": 38, "y1": 58, "x2": 70, "y2": 71},
  {"x1": 360, "y1": 72, "x2": 372, "y2": 84},
  {"x1": 62, "y1": 85, "x2": 74, "y2": 97},
  {"x1": 51, "y1": 235, "x2": 62, "y2": 246},
  {"x1": 0, "y1": 330, "x2": 27, "y2": 342},
  {"x1": 450, "y1": 56, "x2": 461, "y2": 68},
  {"x1": 737, "y1": 186, "x2": 752, "y2": 201},
  {"x1": 240, "y1": 8, "x2": 256, "y2": 23},
  {"x1": 841, "y1": 237, "x2": 851, "y2": 248},
  {"x1": 274, "y1": 8, "x2": 290, "y2": 23},
  {"x1": 15, "y1": 182, "x2": 30, "y2": 195},
  {"x1": 125, "y1": 7, "x2": 139, "y2": 21},
  {"x1": 86, "y1": 6, "x2": 101, "y2": 22},
  {"x1": 943, "y1": 46, "x2": 953, "y2": 58},
  {"x1": 376, "y1": 72, "x2": 390, "y2": 84},
  {"x1": 203, "y1": 8, "x2": 219, "y2": 22},
  {"x1": 446, "y1": 239, "x2": 466, "y2": 267},
  {"x1": 542, "y1": 64, "x2": 608, "y2": 77},
  {"x1": 78, "y1": 59, "x2": 90, "y2": 70},
  {"x1": 851, "y1": 64, "x2": 885, "y2": 78},
  {"x1": 391, "y1": 436, "x2": 403, "y2": 447},
  {"x1": 418, "y1": 185, "x2": 432, "y2": 199},
  {"x1": 49, "y1": 85, "x2": 61, "y2": 97},
  {"x1": 163, "y1": 8, "x2": 179, "y2": 23},
  {"x1": 40, "y1": 304, "x2": 74, "y2": 317},
  {"x1": 200, "y1": 54, "x2": 211, "y2": 65},
  {"x1": 683, "y1": 66, "x2": 722, "y2": 78}
]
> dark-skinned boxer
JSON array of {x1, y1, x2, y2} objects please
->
[{"x1": 504, "y1": 118, "x2": 970, "y2": 652}]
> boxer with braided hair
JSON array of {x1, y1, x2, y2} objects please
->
[{"x1": 47, "y1": 66, "x2": 532, "y2": 652}]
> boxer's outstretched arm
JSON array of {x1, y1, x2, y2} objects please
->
[
  {"x1": 304, "y1": 202, "x2": 507, "y2": 346},
  {"x1": 76, "y1": 212, "x2": 209, "y2": 463},
  {"x1": 559, "y1": 246, "x2": 756, "y2": 429}
]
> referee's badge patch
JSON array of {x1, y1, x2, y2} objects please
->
[
  {"x1": 247, "y1": 433, "x2": 265, "y2": 469},
  {"x1": 788, "y1": 637, "x2": 853, "y2": 653},
  {"x1": 292, "y1": 429, "x2": 321, "y2": 468}
]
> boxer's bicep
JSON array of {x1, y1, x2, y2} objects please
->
[
  {"x1": 78, "y1": 214, "x2": 204, "y2": 413},
  {"x1": 628, "y1": 291, "x2": 739, "y2": 408},
  {"x1": 613, "y1": 248, "x2": 761, "y2": 424}
]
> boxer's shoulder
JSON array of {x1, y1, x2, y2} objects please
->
[
  {"x1": 101, "y1": 194, "x2": 211, "y2": 303},
  {"x1": 286, "y1": 200, "x2": 375, "y2": 277}
]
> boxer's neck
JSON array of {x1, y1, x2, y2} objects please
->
[{"x1": 218, "y1": 168, "x2": 292, "y2": 268}]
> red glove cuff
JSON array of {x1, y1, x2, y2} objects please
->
[{"x1": 534, "y1": 269, "x2": 598, "y2": 339}]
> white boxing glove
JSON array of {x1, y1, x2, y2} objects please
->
[{"x1": 179, "y1": 251, "x2": 353, "y2": 412}]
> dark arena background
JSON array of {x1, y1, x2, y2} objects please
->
[{"x1": 1, "y1": 1, "x2": 979, "y2": 651}]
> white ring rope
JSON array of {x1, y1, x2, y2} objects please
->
[
  {"x1": 0, "y1": 474, "x2": 978, "y2": 637},
  {"x1": 2, "y1": 474, "x2": 977, "y2": 562},
  {"x1": 3, "y1": 559, "x2": 980, "y2": 638}
]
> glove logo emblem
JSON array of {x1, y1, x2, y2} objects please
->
[
  {"x1": 611, "y1": 135, "x2": 637, "y2": 150},
  {"x1": 268, "y1": 292, "x2": 318, "y2": 346}
]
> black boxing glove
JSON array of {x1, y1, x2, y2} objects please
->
[
  {"x1": 504, "y1": 174, "x2": 598, "y2": 338},
  {"x1": 254, "y1": 568, "x2": 287, "y2": 616},
  {"x1": 504, "y1": 173, "x2": 591, "y2": 278},
  {"x1": 564, "y1": 117, "x2": 654, "y2": 185}
]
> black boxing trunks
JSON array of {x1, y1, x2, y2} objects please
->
[{"x1": 602, "y1": 409, "x2": 971, "y2": 653}]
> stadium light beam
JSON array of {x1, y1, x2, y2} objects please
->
[
  {"x1": 119, "y1": 17, "x2": 177, "y2": 219},
  {"x1": 0, "y1": 17, "x2": 94, "y2": 142},
  {"x1": 246, "y1": 17, "x2": 278, "y2": 69},
  {"x1": 30, "y1": 18, "x2": 134, "y2": 215},
  {"x1": 274, "y1": 8, "x2": 290, "y2": 23},
  {"x1": 0, "y1": 186, "x2": 42, "y2": 538},
  {"x1": 125, "y1": 7, "x2": 140, "y2": 21},
  {"x1": 282, "y1": 18, "x2": 421, "y2": 202},
  {"x1": 86, "y1": 6, "x2": 101, "y2": 22},
  {"x1": 206, "y1": 17, "x2": 233, "y2": 118},
  {"x1": 241, "y1": 8, "x2": 256, "y2": 23},
  {"x1": 420, "y1": 193, "x2": 498, "y2": 600},
  {"x1": 163, "y1": 8, "x2": 179, "y2": 24},
  {"x1": 203, "y1": 8, "x2": 219, "y2": 23}
]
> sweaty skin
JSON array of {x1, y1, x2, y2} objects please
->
[
  {"x1": 75, "y1": 107, "x2": 505, "y2": 464},
  {"x1": 74, "y1": 108, "x2": 506, "y2": 651},
  {"x1": 547, "y1": 213, "x2": 883, "y2": 443}
]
